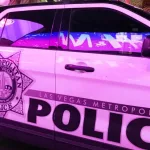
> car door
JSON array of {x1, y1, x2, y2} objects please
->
[
  {"x1": 0, "y1": 6, "x2": 63, "y2": 148},
  {"x1": 55, "y1": 3, "x2": 150, "y2": 150}
]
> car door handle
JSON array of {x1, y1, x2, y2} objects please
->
[{"x1": 65, "y1": 64, "x2": 95, "y2": 72}]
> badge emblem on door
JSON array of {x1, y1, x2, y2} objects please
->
[{"x1": 0, "y1": 52, "x2": 33, "y2": 117}]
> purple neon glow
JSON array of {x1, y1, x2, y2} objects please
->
[
  {"x1": 0, "y1": 18, "x2": 149, "y2": 52},
  {"x1": 12, "y1": 33, "x2": 51, "y2": 48},
  {"x1": 59, "y1": 31, "x2": 150, "y2": 53},
  {"x1": 1, "y1": 19, "x2": 43, "y2": 42},
  {"x1": 10, "y1": 31, "x2": 150, "y2": 52}
]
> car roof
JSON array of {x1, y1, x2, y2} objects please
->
[{"x1": 0, "y1": 0, "x2": 149, "y2": 20}]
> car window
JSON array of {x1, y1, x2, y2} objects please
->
[
  {"x1": 58, "y1": 9, "x2": 71, "y2": 50},
  {"x1": 0, "y1": 15, "x2": 9, "y2": 43},
  {"x1": 59, "y1": 8, "x2": 150, "y2": 56},
  {"x1": 0, "y1": 9, "x2": 56, "y2": 49}
]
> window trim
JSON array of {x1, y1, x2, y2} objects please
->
[
  {"x1": 0, "y1": 5, "x2": 65, "y2": 21},
  {"x1": 65, "y1": 3, "x2": 150, "y2": 28}
]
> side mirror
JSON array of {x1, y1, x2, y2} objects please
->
[{"x1": 142, "y1": 35, "x2": 150, "y2": 57}]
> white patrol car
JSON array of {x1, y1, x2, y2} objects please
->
[{"x1": 0, "y1": 0, "x2": 149, "y2": 150}]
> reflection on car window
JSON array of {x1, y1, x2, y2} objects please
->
[
  {"x1": 2, "y1": 19, "x2": 43, "y2": 42},
  {"x1": 59, "y1": 31, "x2": 150, "y2": 54},
  {"x1": 63, "y1": 8, "x2": 150, "y2": 56},
  {"x1": 0, "y1": 9, "x2": 56, "y2": 49}
]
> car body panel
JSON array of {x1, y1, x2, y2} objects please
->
[{"x1": 0, "y1": 1, "x2": 149, "y2": 150}]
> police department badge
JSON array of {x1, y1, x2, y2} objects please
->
[{"x1": 0, "y1": 52, "x2": 32, "y2": 117}]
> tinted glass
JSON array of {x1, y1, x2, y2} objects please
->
[
  {"x1": 61, "y1": 8, "x2": 150, "y2": 56},
  {"x1": 0, "y1": 15, "x2": 9, "y2": 45},
  {"x1": 0, "y1": 9, "x2": 56, "y2": 49},
  {"x1": 58, "y1": 9, "x2": 71, "y2": 50},
  {"x1": 49, "y1": 9, "x2": 64, "y2": 49}
]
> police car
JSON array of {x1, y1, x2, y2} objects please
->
[{"x1": 0, "y1": 0, "x2": 149, "y2": 150}]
